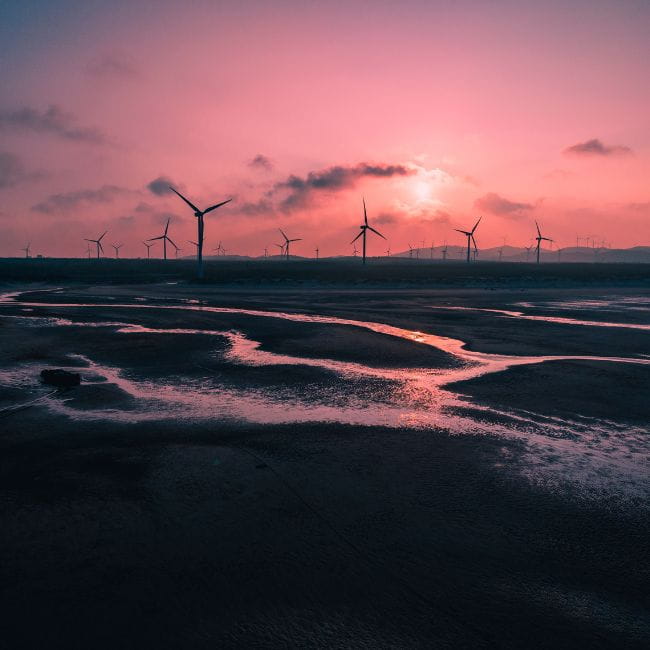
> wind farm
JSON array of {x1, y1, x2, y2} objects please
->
[{"x1": 1, "y1": 1, "x2": 649, "y2": 649}]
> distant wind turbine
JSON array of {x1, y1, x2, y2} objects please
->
[
  {"x1": 274, "y1": 243, "x2": 285, "y2": 258},
  {"x1": 385, "y1": 246, "x2": 391, "y2": 257},
  {"x1": 350, "y1": 198, "x2": 386, "y2": 265},
  {"x1": 188, "y1": 240, "x2": 200, "y2": 258},
  {"x1": 111, "y1": 243, "x2": 123, "y2": 258},
  {"x1": 534, "y1": 221, "x2": 553, "y2": 264},
  {"x1": 454, "y1": 217, "x2": 481, "y2": 263},
  {"x1": 315, "y1": 247, "x2": 319, "y2": 260},
  {"x1": 352, "y1": 243, "x2": 359, "y2": 257},
  {"x1": 148, "y1": 218, "x2": 177, "y2": 260},
  {"x1": 442, "y1": 241, "x2": 448, "y2": 261},
  {"x1": 84, "y1": 231, "x2": 107, "y2": 259},
  {"x1": 279, "y1": 228, "x2": 301, "y2": 260},
  {"x1": 408, "y1": 243, "x2": 414, "y2": 259},
  {"x1": 20, "y1": 242, "x2": 31, "y2": 259},
  {"x1": 169, "y1": 187, "x2": 232, "y2": 279},
  {"x1": 142, "y1": 241, "x2": 153, "y2": 259}
]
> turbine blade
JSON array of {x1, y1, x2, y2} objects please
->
[
  {"x1": 471, "y1": 217, "x2": 482, "y2": 234},
  {"x1": 169, "y1": 187, "x2": 200, "y2": 213},
  {"x1": 279, "y1": 228, "x2": 289, "y2": 242},
  {"x1": 350, "y1": 231, "x2": 364, "y2": 244},
  {"x1": 203, "y1": 198, "x2": 233, "y2": 214},
  {"x1": 98, "y1": 242, "x2": 104, "y2": 253},
  {"x1": 535, "y1": 221, "x2": 541, "y2": 237},
  {"x1": 164, "y1": 218, "x2": 170, "y2": 235},
  {"x1": 454, "y1": 229, "x2": 469, "y2": 235},
  {"x1": 363, "y1": 197, "x2": 368, "y2": 225},
  {"x1": 148, "y1": 236, "x2": 164, "y2": 241},
  {"x1": 167, "y1": 237, "x2": 178, "y2": 248},
  {"x1": 368, "y1": 226, "x2": 386, "y2": 240}
]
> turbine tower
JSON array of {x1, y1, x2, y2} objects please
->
[
  {"x1": 148, "y1": 218, "x2": 177, "y2": 260},
  {"x1": 535, "y1": 221, "x2": 553, "y2": 264},
  {"x1": 350, "y1": 198, "x2": 385, "y2": 265},
  {"x1": 84, "y1": 231, "x2": 107, "y2": 259},
  {"x1": 315, "y1": 247, "x2": 319, "y2": 260},
  {"x1": 279, "y1": 229, "x2": 301, "y2": 260},
  {"x1": 454, "y1": 217, "x2": 481, "y2": 263},
  {"x1": 169, "y1": 187, "x2": 232, "y2": 279}
]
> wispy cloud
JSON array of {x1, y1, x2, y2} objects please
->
[
  {"x1": 32, "y1": 185, "x2": 132, "y2": 214},
  {"x1": 0, "y1": 105, "x2": 107, "y2": 145},
  {"x1": 0, "y1": 151, "x2": 44, "y2": 188},
  {"x1": 474, "y1": 192, "x2": 534, "y2": 219},
  {"x1": 563, "y1": 138, "x2": 632, "y2": 157},
  {"x1": 248, "y1": 154, "x2": 273, "y2": 171},
  {"x1": 86, "y1": 53, "x2": 139, "y2": 79}
]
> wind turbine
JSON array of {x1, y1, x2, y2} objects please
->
[
  {"x1": 352, "y1": 243, "x2": 359, "y2": 257},
  {"x1": 442, "y1": 241, "x2": 448, "y2": 261},
  {"x1": 213, "y1": 241, "x2": 224, "y2": 256},
  {"x1": 168, "y1": 186, "x2": 232, "y2": 279},
  {"x1": 142, "y1": 241, "x2": 153, "y2": 259},
  {"x1": 84, "y1": 231, "x2": 107, "y2": 259},
  {"x1": 85, "y1": 242, "x2": 92, "y2": 259},
  {"x1": 111, "y1": 243, "x2": 123, "y2": 258},
  {"x1": 174, "y1": 246, "x2": 182, "y2": 259},
  {"x1": 20, "y1": 242, "x2": 31, "y2": 259},
  {"x1": 263, "y1": 247, "x2": 268, "y2": 259},
  {"x1": 430, "y1": 241, "x2": 435, "y2": 259},
  {"x1": 385, "y1": 246, "x2": 391, "y2": 257},
  {"x1": 315, "y1": 247, "x2": 319, "y2": 260},
  {"x1": 534, "y1": 221, "x2": 553, "y2": 264},
  {"x1": 350, "y1": 198, "x2": 386, "y2": 264},
  {"x1": 454, "y1": 217, "x2": 481, "y2": 263},
  {"x1": 279, "y1": 229, "x2": 301, "y2": 260},
  {"x1": 148, "y1": 218, "x2": 177, "y2": 260},
  {"x1": 408, "y1": 243, "x2": 414, "y2": 259},
  {"x1": 274, "y1": 243, "x2": 285, "y2": 258}
]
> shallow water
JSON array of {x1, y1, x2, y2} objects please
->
[{"x1": 1, "y1": 289, "x2": 649, "y2": 498}]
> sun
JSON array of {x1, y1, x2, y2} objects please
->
[{"x1": 412, "y1": 180, "x2": 431, "y2": 201}]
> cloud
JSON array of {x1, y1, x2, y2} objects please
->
[
  {"x1": 474, "y1": 192, "x2": 534, "y2": 219},
  {"x1": 0, "y1": 105, "x2": 107, "y2": 144},
  {"x1": 86, "y1": 53, "x2": 138, "y2": 79},
  {"x1": 563, "y1": 138, "x2": 632, "y2": 157},
  {"x1": 0, "y1": 151, "x2": 44, "y2": 188},
  {"x1": 32, "y1": 185, "x2": 131, "y2": 214},
  {"x1": 272, "y1": 162, "x2": 416, "y2": 211},
  {"x1": 248, "y1": 154, "x2": 273, "y2": 171},
  {"x1": 147, "y1": 176, "x2": 178, "y2": 196}
]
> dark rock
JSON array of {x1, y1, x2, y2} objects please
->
[{"x1": 40, "y1": 369, "x2": 81, "y2": 388}]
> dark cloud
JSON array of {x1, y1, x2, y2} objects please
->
[
  {"x1": 474, "y1": 192, "x2": 533, "y2": 219},
  {"x1": 419, "y1": 209, "x2": 452, "y2": 225},
  {"x1": 117, "y1": 215, "x2": 136, "y2": 227},
  {"x1": 375, "y1": 212, "x2": 397, "y2": 225},
  {"x1": 147, "y1": 176, "x2": 178, "y2": 196},
  {"x1": 86, "y1": 53, "x2": 138, "y2": 79},
  {"x1": 0, "y1": 151, "x2": 43, "y2": 188},
  {"x1": 236, "y1": 199, "x2": 275, "y2": 217},
  {"x1": 32, "y1": 185, "x2": 131, "y2": 214},
  {"x1": 272, "y1": 162, "x2": 415, "y2": 211},
  {"x1": 563, "y1": 138, "x2": 632, "y2": 157},
  {"x1": 248, "y1": 154, "x2": 273, "y2": 171},
  {"x1": 0, "y1": 105, "x2": 107, "y2": 144}
]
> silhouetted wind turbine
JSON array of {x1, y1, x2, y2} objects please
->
[
  {"x1": 534, "y1": 221, "x2": 553, "y2": 264},
  {"x1": 274, "y1": 243, "x2": 285, "y2": 258},
  {"x1": 168, "y1": 187, "x2": 232, "y2": 279},
  {"x1": 350, "y1": 198, "x2": 386, "y2": 265},
  {"x1": 442, "y1": 241, "x2": 448, "y2": 261},
  {"x1": 454, "y1": 217, "x2": 481, "y2": 263},
  {"x1": 148, "y1": 218, "x2": 177, "y2": 260},
  {"x1": 408, "y1": 243, "x2": 414, "y2": 259},
  {"x1": 385, "y1": 246, "x2": 391, "y2": 257},
  {"x1": 279, "y1": 229, "x2": 301, "y2": 260},
  {"x1": 352, "y1": 243, "x2": 359, "y2": 257},
  {"x1": 174, "y1": 246, "x2": 182, "y2": 259},
  {"x1": 315, "y1": 246, "x2": 319, "y2": 260},
  {"x1": 111, "y1": 243, "x2": 123, "y2": 258},
  {"x1": 84, "y1": 231, "x2": 107, "y2": 259},
  {"x1": 20, "y1": 242, "x2": 31, "y2": 259},
  {"x1": 142, "y1": 241, "x2": 153, "y2": 259}
]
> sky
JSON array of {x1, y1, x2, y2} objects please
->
[{"x1": 1, "y1": 0, "x2": 649, "y2": 258}]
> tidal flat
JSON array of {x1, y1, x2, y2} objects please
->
[{"x1": 1, "y1": 280, "x2": 649, "y2": 648}]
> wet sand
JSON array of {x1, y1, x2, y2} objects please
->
[{"x1": 1, "y1": 283, "x2": 649, "y2": 648}]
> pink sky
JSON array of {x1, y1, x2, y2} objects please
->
[{"x1": 1, "y1": 0, "x2": 649, "y2": 258}]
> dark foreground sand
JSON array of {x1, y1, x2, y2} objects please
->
[{"x1": 1, "y1": 283, "x2": 649, "y2": 649}]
